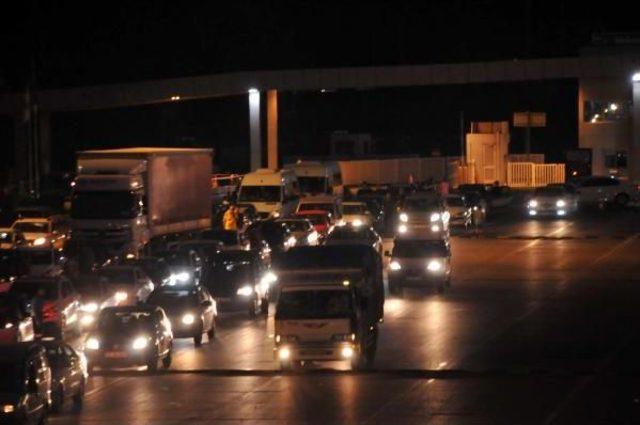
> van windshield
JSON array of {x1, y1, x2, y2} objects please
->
[
  {"x1": 276, "y1": 289, "x2": 353, "y2": 320},
  {"x1": 298, "y1": 176, "x2": 327, "y2": 194},
  {"x1": 238, "y1": 186, "x2": 282, "y2": 203}
]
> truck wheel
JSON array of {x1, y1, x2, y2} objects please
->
[
  {"x1": 72, "y1": 379, "x2": 85, "y2": 411},
  {"x1": 146, "y1": 355, "x2": 158, "y2": 373},
  {"x1": 207, "y1": 324, "x2": 215, "y2": 340},
  {"x1": 194, "y1": 333, "x2": 203, "y2": 346},
  {"x1": 162, "y1": 352, "x2": 172, "y2": 369}
]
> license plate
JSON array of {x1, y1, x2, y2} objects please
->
[{"x1": 105, "y1": 351, "x2": 127, "y2": 359}]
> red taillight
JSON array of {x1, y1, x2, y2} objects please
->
[{"x1": 43, "y1": 303, "x2": 58, "y2": 321}]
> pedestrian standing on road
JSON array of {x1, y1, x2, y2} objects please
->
[{"x1": 223, "y1": 205, "x2": 239, "y2": 231}]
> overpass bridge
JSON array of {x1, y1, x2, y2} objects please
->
[{"x1": 1, "y1": 52, "x2": 639, "y2": 183}]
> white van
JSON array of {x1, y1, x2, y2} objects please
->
[
  {"x1": 285, "y1": 161, "x2": 343, "y2": 196},
  {"x1": 237, "y1": 169, "x2": 300, "y2": 219}
]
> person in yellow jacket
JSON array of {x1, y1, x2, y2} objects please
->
[{"x1": 222, "y1": 205, "x2": 239, "y2": 231}]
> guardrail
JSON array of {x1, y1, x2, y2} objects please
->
[{"x1": 507, "y1": 162, "x2": 565, "y2": 187}]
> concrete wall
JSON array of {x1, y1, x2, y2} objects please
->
[{"x1": 578, "y1": 78, "x2": 633, "y2": 176}]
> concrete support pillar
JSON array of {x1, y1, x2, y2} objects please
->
[
  {"x1": 248, "y1": 89, "x2": 262, "y2": 171},
  {"x1": 267, "y1": 90, "x2": 278, "y2": 170},
  {"x1": 632, "y1": 77, "x2": 640, "y2": 183}
]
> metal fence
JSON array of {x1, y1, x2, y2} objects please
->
[{"x1": 507, "y1": 162, "x2": 565, "y2": 187}]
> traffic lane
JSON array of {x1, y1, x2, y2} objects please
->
[
  {"x1": 117, "y1": 235, "x2": 640, "y2": 373},
  {"x1": 50, "y1": 372, "x2": 582, "y2": 425}
]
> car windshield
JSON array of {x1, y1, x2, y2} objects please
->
[
  {"x1": 9, "y1": 280, "x2": 58, "y2": 300},
  {"x1": 298, "y1": 176, "x2": 327, "y2": 194},
  {"x1": 276, "y1": 289, "x2": 353, "y2": 320},
  {"x1": 98, "y1": 311, "x2": 154, "y2": 332},
  {"x1": 281, "y1": 221, "x2": 310, "y2": 232},
  {"x1": 147, "y1": 290, "x2": 198, "y2": 308},
  {"x1": 12, "y1": 222, "x2": 49, "y2": 233},
  {"x1": 447, "y1": 197, "x2": 465, "y2": 207},
  {"x1": 98, "y1": 269, "x2": 135, "y2": 285},
  {"x1": 403, "y1": 197, "x2": 440, "y2": 210},
  {"x1": 298, "y1": 203, "x2": 333, "y2": 213},
  {"x1": 238, "y1": 186, "x2": 282, "y2": 203},
  {"x1": 156, "y1": 252, "x2": 191, "y2": 268},
  {"x1": 393, "y1": 240, "x2": 449, "y2": 257},
  {"x1": 534, "y1": 187, "x2": 568, "y2": 196},
  {"x1": 327, "y1": 228, "x2": 370, "y2": 241},
  {"x1": 343, "y1": 204, "x2": 366, "y2": 214},
  {"x1": 275, "y1": 246, "x2": 371, "y2": 270},
  {"x1": 0, "y1": 362, "x2": 23, "y2": 392},
  {"x1": 71, "y1": 191, "x2": 138, "y2": 220}
]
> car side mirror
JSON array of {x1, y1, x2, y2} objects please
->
[{"x1": 201, "y1": 300, "x2": 212, "y2": 308}]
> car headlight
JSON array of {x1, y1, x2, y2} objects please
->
[
  {"x1": 389, "y1": 260, "x2": 402, "y2": 271},
  {"x1": 271, "y1": 211, "x2": 280, "y2": 218},
  {"x1": 399, "y1": 213, "x2": 408, "y2": 223},
  {"x1": 181, "y1": 313, "x2": 195, "y2": 325},
  {"x1": 260, "y1": 271, "x2": 277, "y2": 291},
  {"x1": 2, "y1": 405, "x2": 15, "y2": 414},
  {"x1": 132, "y1": 336, "x2": 149, "y2": 350},
  {"x1": 80, "y1": 315, "x2": 95, "y2": 327},
  {"x1": 473, "y1": 206, "x2": 478, "y2": 211},
  {"x1": 33, "y1": 237, "x2": 47, "y2": 246},
  {"x1": 529, "y1": 199, "x2": 538, "y2": 208},
  {"x1": 307, "y1": 231, "x2": 319, "y2": 244},
  {"x1": 237, "y1": 285, "x2": 254, "y2": 297},
  {"x1": 341, "y1": 346, "x2": 354, "y2": 359},
  {"x1": 81, "y1": 302, "x2": 99, "y2": 313},
  {"x1": 278, "y1": 346, "x2": 291, "y2": 360},
  {"x1": 427, "y1": 259, "x2": 443, "y2": 272},
  {"x1": 114, "y1": 291, "x2": 128, "y2": 303},
  {"x1": 4, "y1": 322, "x2": 14, "y2": 329},
  {"x1": 352, "y1": 219, "x2": 363, "y2": 227},
  {"x1": 430, "y1": 213, "x2": 441, "y2": 222},
  {"x1": 286, "y1": 236, "x2": 297, "y2": 248},
  {"x1": 430, "y1": 224, "x2": 440, "y2": 232},
  {"x1": 556, "y1": 199, "x2": 566, "y2": 208},
  {"x1": 170, "y1": 271, "x2": 191, "y2": 284},
  {"x1": 398, "y1": 224, "x2": 408, "y2": 234},
  {"x1": 86, "y1": 337, "x2": 100, "y2": 350}
]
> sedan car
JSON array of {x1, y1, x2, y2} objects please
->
[
  {"x1": 146, "y1": 284, "x2": 216, "y2": 346},
  {"x1": 572, "y1": 175, "x2": 637, "y2": 206},
  {"x1": 445, "y1": 194, "x2": 472, "y2": 228},
  {"x1": 396, "y1": 193, "x2": 449, "y2": 239},
  {"x1": 0, "y1": 343, "x2": 52, "y2": 425},
  {"x1": 387, "y1": 238, "x2": 451, "y2": 294},
  {"x1": 0, "y1": 228, "x2": 26, "y2": 250},
  {"x1": 10, "y1": 217, "x2": 67, "y2": 249},
  {"x1": 275, "y1": 218, "x2": 320, "y2": 246},
  {"x1": 527, "y1": 185, "x2": 579, "y2": 217},
  {"x1": 8, "y1": 276, "x2": 81, "y2": 339},
  {"x1": 42, "y1": 340, "x2": 86, "y2": 413},
  {"x1": 207, "y1": 249, "x2": 273, "y2": 317},
  {"x1": 324, "y1": 225, "x2": 383, "y2": 257},
  {"x1": 341, "y1": 201, "x2": 374, "y2": 228},
  {"x1": 245, "y1": 220, "x2": 296, "y2": 252},
  {"x1": 85, "y1": 305, "x2": 173, "y2": 373},
  {"x1": 198, "y1": 229, "x2": 250, "y2": 250},
  {"x1": 0, "y1": 294, "x2": 35, "y2": 343},
  {"x1": 294, "y1": 210, "x2": 333, "y2": 239},
  {"x1": 94, "y1": 265, "x2": 155, "y2": 305}
]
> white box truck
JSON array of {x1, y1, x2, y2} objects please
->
[{"x1": 71, "y1": 148, "x2": 212, "y2": 261}]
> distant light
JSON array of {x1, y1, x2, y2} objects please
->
[
  {"x1": 170, "y1": 95, "x2": 181, "y2": 101},
  {"x1": 609, "y1": 103, "x2": 618, "y2": 111},
  {"x1": 632, "y1": 72, "x2": 640, "y2": 82},
  {"x1": 320, "y1": 89, "x2": 327, "y2": 93},
  {"x1": 248, "y1": 88, "x2": 259, "y2": 94}
]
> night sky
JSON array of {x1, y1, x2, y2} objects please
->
[{"x1": 0, "y1": 1, "x2": 637, "y2": 174}]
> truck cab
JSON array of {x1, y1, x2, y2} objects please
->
[
  {"x1": 237, "y1": 169, "x2": 299, "y2": 219},
  {"x1": 285, "y1": 161, "x2": 342, "y2": 196},
  {"x1": 274, "y1": 278, "x2": 377, "y2": 370}
]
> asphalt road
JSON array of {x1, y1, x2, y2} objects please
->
[{"x1": 52, "y1": 208, "x2": 640, "y2": 424}]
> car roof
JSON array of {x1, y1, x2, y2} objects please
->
[
  {"x1": 296, "y1": 210, "x2": 330, "y2": 216},
  {"x1": 0, "y1": 342, "x2": 46, "y2": 360}
]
